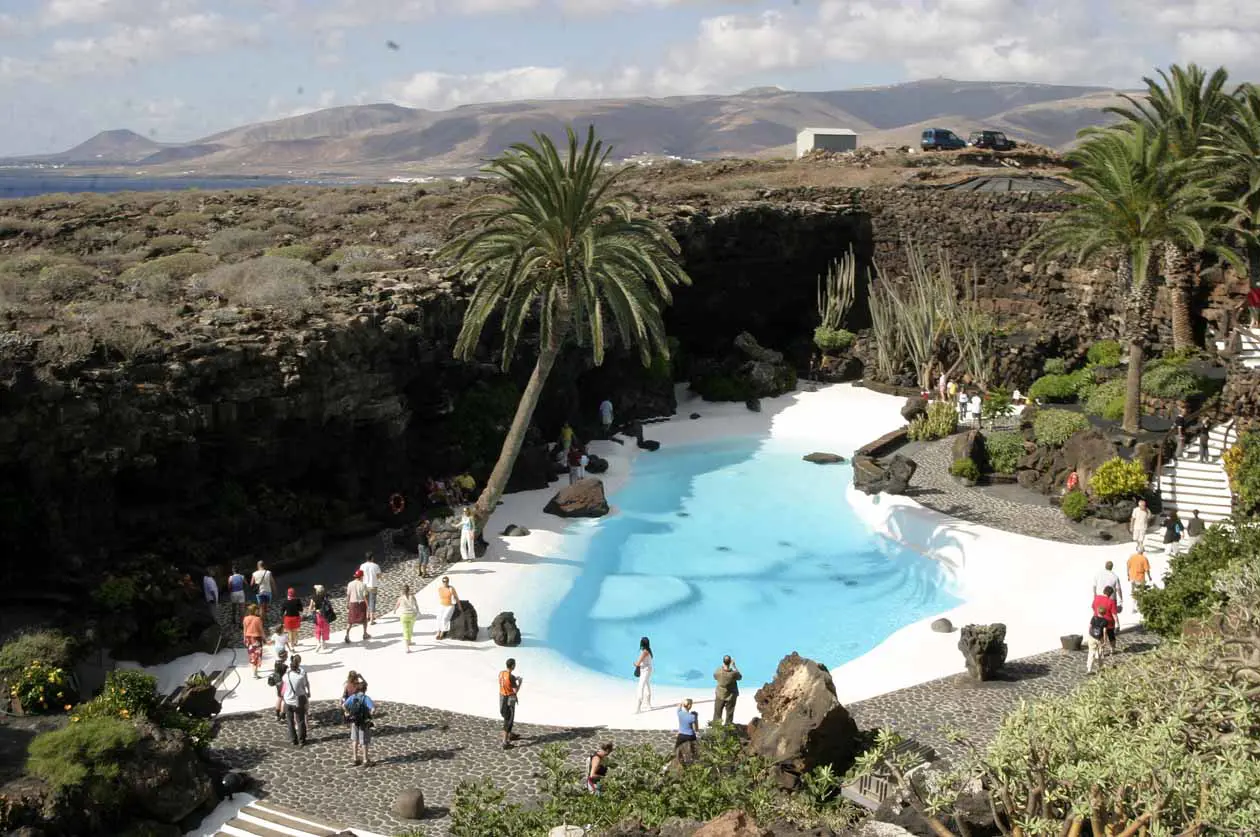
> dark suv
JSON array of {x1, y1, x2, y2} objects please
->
[
  {"x1": 921, "y1": 128, "x2": 967, "y2": 151},
  {"x1": 967, "y1": 130, "x2": 1016, "y2": 150}
]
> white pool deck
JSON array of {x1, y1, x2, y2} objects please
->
[{"x1": 136, "y1": 383, "x2": 1164, "y2": 736}]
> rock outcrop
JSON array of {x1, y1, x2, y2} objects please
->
[
  {"x1": 490, "y1": 611, "x2": 522, "y2": 647},
  {"x1": 853, "y1": 454, "x2": 917, "y2": 496},
  {"x1": 958, "y1": 623, "x2": 1008, "y2": 681},
  {"x1": 900, "y1": 396, "x2": 927, "y2": 423},
  {"x1": 392, "y1": 788, "x2": 426, "y2": 819},
  {"x1": 447, "y1": 601, "x2": 479, "y2": 641},
  {"x1": 803, "y1": 452, "x2": 845, "y2": 464},
  {"x1": 544, "y1": 478, "x2": 610, "y2": 518}
]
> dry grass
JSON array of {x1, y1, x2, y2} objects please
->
[{"x1": 198, "y1": 255, "x2": 326, "y2": 314}]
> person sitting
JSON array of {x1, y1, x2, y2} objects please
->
[{"x1": 586, "y1": 743, "x2": 613, "y2": 794}]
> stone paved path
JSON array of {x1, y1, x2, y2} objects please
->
[{"x1": 901, "y1": 438, "x2": 1107, "y2": 545}]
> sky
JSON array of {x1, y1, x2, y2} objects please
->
[{"x1": 0, "y1": 0, "x2": 1256, "y2": 156}]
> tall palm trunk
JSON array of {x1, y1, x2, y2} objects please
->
[
  {"x1": 1120, "y1": 255, "x2": 1154, "y2": 434},
  {"x1": 1162, "y1": 241, "x2": 1196, "y2": 351},
  {"x1": 471, "y1": 328, "x2": 564, "y2": 532}
]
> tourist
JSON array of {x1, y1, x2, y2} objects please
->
[
  {"x1": 359, "y1": 551, "x2": 383, "y2": 625},
  {"x1": 1093, "y1": 560, "x2": 1124, "y2": 609},
  {"x1": 436, "y1": 576, "x2": 459, "y2": 640},
  {"x1": 1186, "y1": 509, "x2": 1206, "y2": 540},
  {"x1": 281, "y1": 653, "x2": 310, "y2": 747},
  {"x1": 1249, "y1": 285, "x2": 1260, "y2": 326},
  {"x1": 937, "y1": 372, "x2": 947, "y2": 402},
  {"x1": 307, "y1": 584, "x2": 332, "y2": 653},
  {"x1": 567, "y1": 445, "x2": 583, "y2": 485},
  {"x1": 426, "y1": 477, "x2": 448, "y2": 506},
  {"x1": 499, "y1": 658, "x2": 522, "y2": 749},
  {"x1": 272, "y1": 622, "x2": 289, "y2": 660},
  {"x1": 1127, "y1": 546, "x2": 1151, "y2": 596},
  {"x1": 227, "y1": 566, "x2": 247, "y2": 624},
  {"x1": 599, "y1": 398, "x2": 614, "y2": 435},
  {"x1": 270, "y1": 648, "x2": 289, "y2": 722},
  {"x1": 634, "y1": 637, "x2": 654, "y2": 712},
  {"x1": 586, "y1": 743, "x2": 613, "y2": 794},
  {"x1": 947, "y1": 379, "x2": 959, "y2": 401},
  {"x1": 1086, "y1": 604, "x2": 1110, "y2": 674},
  {"x1": 712, "y1": 656, "x2": 742, "y2": 725},
  {"x1": 1162, "y1": 512, "x2": 1184, "y2": 551},
  {"x1": 1091, "y1": 586, "x2": 1120, "y2": 651},
  {"x1": 394, "y1": 583, "x2": 420, "y2": 652},
  {"x1": 560, "y1": 421, "x2": 575, "y2": 459},
  {"x1": 675, "y1": 699, "x2": 699, "y2": 765},
  {"x1": 202, "y1": 568, "x2": 219, "y2": 621},
  {"x1": 416, "y1": 520, "x2": 433, "y2": 577},
  {"x1": 1129, "y1": 499, "x2": 1151, "y2": 552},
  {"x1": 343, "y1": 678, "x2": 375, "y2": 767},
  {"x1": 344, "y1": 569, "x2": 371, "y2": 643},
  {"x1": 242, "y1": 604, "x2": 265, "y2": 678},
  {"x1": 280, "y1": 588, "x2": 304, "y2": 650},
  {"x1": 968, "y1": 394, "x2": 982, "y2": 426},
  {"x1": 251, "y1": 560, "x2": 276, "y2": 626},
  {"x1": 956, "y1": 388, "x2": 968, "y2": 417},
  {"x1": 1175, "y1": 424, "x2": 1186, "y2": 459},
  {"x1": 1065, "y1": 470, "x2": 1079, "y2": 494},
  {"x1": 1197, "y1": 423, "x2": 1212, "y2": 462},
  {"x1": 459, "y1": 507, "x2": 477, "y2": 563},
  {"x1": 341, "y1": 671, "x2": 368, "y2": 724}
]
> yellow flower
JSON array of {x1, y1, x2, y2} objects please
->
[{"x1": 71, "y1": 716, "x2": 79, "y2": 722}]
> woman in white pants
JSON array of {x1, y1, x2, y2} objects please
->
[
  {"x1": 459, "y1": 507, "x2": 476, "y2": 563},
  {"x1": 634, "y1": 637, "x2": 654, "y2": 712}
]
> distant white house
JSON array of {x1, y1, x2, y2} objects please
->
[{"x1": 796, "y1": 127, "x2": 858, "y2": 157}]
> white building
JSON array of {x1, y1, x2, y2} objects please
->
[{"x1": 796, "y1": 127, "x2": 859, "y2": 157}]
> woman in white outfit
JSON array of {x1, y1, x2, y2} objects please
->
[
  {"x1": 634, "y1": 636, "x2": 654, "y2": 712},
  {"x1": 459, "y1": 507, "x2": 476, "y2": 563}
]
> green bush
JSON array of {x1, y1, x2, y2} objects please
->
[
  {"x1": 76, "y1": 669, "x2": 161, "y2": 722},
  {"x1": 813, "y1": 326, "x2": 855, "y2": 352},
  {"x1": 981, "y1": 387, "x2": 1013, "y2": 421},
  {"x1": 907, "y1": 401, "x2": 958, "y2": 441},
  {"x1": 1042, "y1": 357, "x2": 1068, "y2": 375},
  {"x1": 265, "y1": 243, "x2": 321, "y2": 263},
  {"x1": 1087, "y1": 339, "x2": 1122, "y2": 367},
  {"x1": 1061, "y1": 489, "x2": 1089, "y2": 521},
  {"x1": 1083, "y1": 378, "x2": 1126, "y2": 421},
  {"x1": 27, "y1": 716, "x2": 140, "y2": 798},
  {"x1": 1141, "y1": 360, "x2": 1204, "y2": 399},
  {"x1": 9, "y1": 660, "x2": 74, "y2": 714},
  {"x1": 1087, "y1": 456, "x2": 1148, "y2": 501},
  {"x1": 204, "y1": 228, "x2": 270, "y2": 257},
  {"x1": 1033, "y1": 408, "x2": 1089, "y2": 446},
  {"x1": 692, "y1": 373, "x2": 757, "y2": 402},
  {"x1": 1028, "y1": 373, "x2": 1078, "y2": 403},
  {"x1": 1227, "y1": 430, "x2": 1260, "y2": 516},
  {"x1": 0, "y1": 630, "x2": 76, "y2": 678},
  {"x1": 145, "y1": 234, "x2": 192, "y2": 257},
  {"x1": 984, "y1": 431, "x2": 1024, "y2": 475},
  {"x1": 950, "y1": 457, "x2": 980, "y2": 482},
  {"x1": 123, "y1": 252, "x2": 216, "y2": 283}
]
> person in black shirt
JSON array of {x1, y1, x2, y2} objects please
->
[
  {"x1": 270, "y1": 649, "x2": 288, "y2": 722},
  {"x1": 280, "y1": 587, "x2": 305, "y2": 650}
]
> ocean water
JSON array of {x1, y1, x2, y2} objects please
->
[
  {"x1": 0, "y1": 172, "x2": 324, "y2": 199},
  {"x1": 547, "y1": 435, "x2": 963, "y2": 688}
]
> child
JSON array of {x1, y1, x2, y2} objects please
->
[{"x1": 1086, "y1": 605, "x2": 1110, "y2": 674}]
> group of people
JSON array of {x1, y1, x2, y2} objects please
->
[{"x1": 1129, "y1": 498, "x2": 1207, "y2": 556}]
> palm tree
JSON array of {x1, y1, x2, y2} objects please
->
[
  {"x1": 1105, "y1": 63, "x2": 1233, "y2": 351},
  {"x1": 1025, "y1": 125, "x2": 1212, "y2": 433},
  {"x1": 1203, "y1": 83, "x2": 1260, "y2": 298},
  {"x1": 441, "y1": 125, "x2": 690, "y2": 530}
]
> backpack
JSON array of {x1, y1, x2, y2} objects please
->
[
  {"x1": 346, "y1": 694, "x2": 372, "y2": 726},
  {"x1": 1088, "y1": 615, "x2": 1107, "y2": 640}
]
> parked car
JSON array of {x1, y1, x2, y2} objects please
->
[
  {"x1": 921, "y1": 128, "x2": 967, "y2": 151},
  {"x1": 967, "y1": 130, "x2": 1017, "y2": 150}
]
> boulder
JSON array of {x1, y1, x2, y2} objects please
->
[
  {"x1": 126, "y1": 720, "x2": 217, "y2": 824},
  {"x1": 901, "y1": 395, "x2": 928, "y2": 422},
  {"x1": 544, "y1": 478, "x2": 610, "y2": 518},
  {"x1": 745, "y1": 653, "x2": 861, "y2": 786},
  {"x1": 958, "y1": 623, "x2": 1008, "y2": 681},
  {"x1": 638, "y1": 438, "x2": 661, "y2": 452},
  {"x1": 930, "y1": 618, "x2": 954, "y2": 633},
  {"x1": 951, "y1": 429, "x2": 984, "y2": 467},
  {"x1": 490, "y1": 612, "x2": 522, "y2": 647},
  {"x1": 501, "y1": 524, "x2": 530, "y2": 537},
  {"x1": 217, "y1": 770, "x2": 249, "y2": 798},
  {"x1": 856, "y1": 454, "x2": 918, "y2": 496},
  {"x1": 447, "y1": 601, "x2": 479, "y2": 641},
  {"x1": 174, "y1": 682, "x2": 220, "y2": 719},
  {"x1": 693, "y1": 810, "x2": 769, "y2": 837},
  {"x1": 585, "y1": 453, "x2": 609, "y2": 474},
  {"x1": 690, "y1": 413, "x2": 702, "y2": 420},
  {"x1": 734, "y1": 331, "x2": 784, "y2": 364},
  {"x1": 392, "y1": 788, "x2": 426, "y2": 819},
  {"x1": 745, "y1": 398, "x2": 761, "y2": 412},
  {"x1": 803, "y1": 452, "x2": 845, "y2": 464}
]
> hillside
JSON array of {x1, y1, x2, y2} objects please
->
[{"x1": 14, "y1": 78, "x2": 1129, "y2": 176}]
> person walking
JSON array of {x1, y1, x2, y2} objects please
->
[
  {"x1": 586, "y1": 743, "x2": 614, "y2": 794},
  {"x1": 306, "y1": 584, "x2": 332, "y2": 653},
  {"x1": 567, "y1": 445, "x2": 583, "y2": 485},
  {"x1": 280, "y1": 588, "x2": 304, "y2": 650},
  {"x1": 1093, "y1": 560, "x2": 1124, "y2": 610},
  {"x1": 270, "y1": 648, "x2": 289, "y2": 722},
  {"x1": 394, "y1": 583, "x2": 420, "y2": 652},
  {"x1": 560, "y1": 421, "x2": 575, "y2": 460},
  {"x1": 498, "y1": 658, "x2": 522, "y2": 749},
  {"x1": 344, "y1": 569, "x2": 371, "y2": 643},
  {"x1": 416, "y1": 520, "x2": 433, "y2": 577},
  {"x1": 202, "y1": 569, "x2": 220, "y2": 622},
  {"x1": 1085, "y1": 604, "x2": 1110, "y2": 674},
  {"x1": 459, "y1": 507, "x2": 477, "y2": 563},
  {"x1": 343, "y1": 679, "x2": 375, "y2": 767},
  {"x1": 341, "y1": 671, "x2": 367, "y2": 724},
  {"x1": 1127, "y1": 546, "x2": 1151, "y2": 597},
  {"x1": 242, "y1": 604, "x2": 265, "y2": 679},
  {"x1": 599, "y1": 398, "x2": 614, "y2": 435},
  {"x1": 227, "y1": 566, "x2": 247, "y2": 624},
  {"x1": 1162, "y1": 512, "x2": 1184, "y2": 553},
  {"x1": 937, "y1": 372, "x2": 947, "y2": 402},
  {"x1": 1186, "y1": 509, "x2": 1206, "y2": 540},
  {"x1": 281, "y1": 654, "x2": 310, "y2": 746},
  {"x1": 1129, "y1": 499, "x2": 1151, "y2": 552},
  {"x1": 1198, "y1": 423, "x2": 1212, "y2": 462},
  {"x1": 359, "y1": 552, "x2": 383, "y2": 625},
  {"x1": 251, "y1": 561, "x2": 276, "y2": 626},
  {"x1": 634, "y1": 637, "x2": 653, "y2": 713},
  {"x1": 712, "y1": 656, "x2": 742, "y2": 725},
  {"x1": 675, "y1": 699, "x2": 699, "y2": 766},
  {"x1": 436, "y1": 576, "x2": 459, "y2": 640},
  {"x1": 1091, "y1": 586, "x2": 1120, "y2": 652}
]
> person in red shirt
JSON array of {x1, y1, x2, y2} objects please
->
[
  {"x1": 1247, "y1": 286, "x2": 1260, "y2": 324},
  {"x1": 1091, "y1": 586, "x2": 1119, "y2": 650}
]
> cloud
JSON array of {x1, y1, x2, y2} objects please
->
[
  {"x1": 385, "y1": 66, "x2": 654, "y2": 110},
  {"x1": 39, "y1": 0, "x2": 201, "y2": 28},
  {"x1": 308, "y1": 0, "x2": 538, "y2": 29}
]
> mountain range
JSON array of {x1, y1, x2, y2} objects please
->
[{"x1": 11, "y1": 79, "x2": 1132, "y2": 176}]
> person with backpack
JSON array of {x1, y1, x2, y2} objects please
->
[
  {"x1": 268, "y1": 649, "x2": 289, "y2": 721},
  {"x1": 343, "y1": 679, "x2": 375, "y2": 767},
  {"x1": 227, "y1": 566, "x2": 248, "y2": 624},
  {"x1": 281, "y1": 654, "x2": 310, "y2": 746},
  {"x1": 1086, "y1": 604, "x2": 1111, "y2": 674},
  {"x1": 586, "y1": 742, "x2": 614, "y2": 794},
  {"x1": 1091, "y1": 585, "x2": 1120, "y2": 653},
  {"x1": 306, "y1": 584, "x2": 333, "y2": 654}
]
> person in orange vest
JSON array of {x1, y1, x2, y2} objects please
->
[{"x1": 498, "y1": 658, "x2": 522, "y2": 749}]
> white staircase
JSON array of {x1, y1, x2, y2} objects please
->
[
  {"x1": 215, "y1": 800, "x2": 350, "y2": 837},
  {"x1": 1215, "y1": 326, "x2": 1260, "y2": 368},
  {"x1": 1158, "y1": 422, "x2": 1239, "y2": 523}
]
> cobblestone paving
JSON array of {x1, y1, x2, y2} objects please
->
[{"x1": 902, "y1": 438, "x2": 1106, "y2": 545}]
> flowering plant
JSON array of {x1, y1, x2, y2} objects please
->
[{"x1": 10, "y1": 660, "x2": 73, "y2": 714}]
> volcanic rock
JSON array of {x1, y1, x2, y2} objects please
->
[
  {"x1": 958, "y1": 623, "x2": 1008, "y2": 681},
  {"x1": 544, "y1": 478, "x2": 610, "y2": 518},
  {"x1": 490, "y1": 611, "x2": 522, "y2": 647}
]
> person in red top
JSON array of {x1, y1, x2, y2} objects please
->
[
  {"x1": 1247, "y1": 286, "x2": 1260, "y2": 324},
  {"x1": 1091, "y1": 585, "x2": 1119, "y2": 650}
]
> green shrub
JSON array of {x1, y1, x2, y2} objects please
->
[
  {"x1": 76, "y1": 669, "x2": 161, "y2": 721},
  {"x1": 813, "y1": 326, "x2": 855, "y2": 352},
  {"x1": 265, "y1": 244, "x2": 321, "y2": 263},
  {"x1": 692, "y1": 373, "x2": 757, "y2": 402},
  {"x1": 0, "y1": 629, "x2": 76, "y2": 678},
  {"x1": 9, "y1": 660, "x2": 75, "y2": 714},
  {"x1": 1227, "y1": 430, "x2": 1260, "y2": 516},
  {"x1": 950, "y1": 457, "x2": 980, "y2": 482},
  {"x1": 1135, "y1": 519, "x2": 1260, "y2": 636},
  {"x1": 204, "y1": 228, "x2": 270, "y2": 257},
  {"x1": 199, "y1": 256, "x2": 324, "y2": 312},
  {"x1": 1028, "y1": 373, "x2": 1078, "y2": 403},
  {"x1": 1141, "y1": 360, "x2": 1205, "y2": 399},
  {"x1": 1033, "y1": 408, "x2": 1089, "y2": 446},
  {"x1": 36, "y1": 263, "x2": 97, "y2": 300},
  {"x1": 984, "y1": 431, "x2": 1024, "y2": 475},
  {"x1": 1088, "y1": 456, "x2": 1148, "y2": 501},
  {"x1": 980, "y1": 387, "x2": 1014, "y2": 421},
  {"x1": 1086, "y1": 340, "x2": 1122, "y2": 367},
  {"x1": 1042, "y1": 357, "x2": 1068, "y2": 375},
  {"x1": 907, "y1": 401, "x2": 958, "y2": 441},
  {"x1": 1083, "y1": 378, "x2": 1126, "y2": 421},
  {"x1": 145, "y1": 234, "x2": 192, "y2": 257},
  {"x1": 27, "y1": 716, "x2": 140, "y2": 797},
  {"x1": 1061, "y1": 489, "x2": 1089, "y2": 521},
  {"x1": 124, "y1": 252, "x2": 216, "y2": 283}
]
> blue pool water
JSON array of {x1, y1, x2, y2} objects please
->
[{"x1": 547, "y1": 436, "x2": 963, "y2": 687}]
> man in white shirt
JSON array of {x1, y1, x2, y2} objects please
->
[
  {"x1": 359, "y1": 552, "x2": 383, "y2": 624},
  {"x1": 281, "y1": 654, "x2": 310, "y2": 746},
  {"x1": 1093, "y1": 560, "x2": 1123, "y2": 608},
  {"x1": 202, "y1": 569, "x2": 219, "y2": 621},
  {"x1": 251, "y1": 561, "x2": 276, "y2": 625}
]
